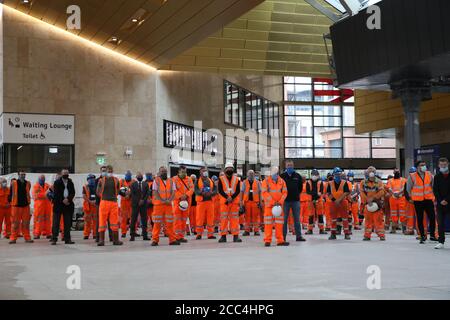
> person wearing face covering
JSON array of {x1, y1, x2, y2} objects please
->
[
  {"x1": 240, "y1": 170, "x2": 262, "y2": 236},
  {"x1": 0, "y1": 178, "x2": 11, "y2": 239},
  {"x1": 323, "y1": 172, "x2": 333, "y2": 231},
  {"x1": 172, "y1": 166, "x2": 194, "y2": 243},
  {"x1": 145, "y1": 172, "x2": 154, "y2": 235},
  {"x1": 360, "y1": 166, "x2": 385, "y2": 241},
  {"x1": 217, "y1": 163, "x2": 242, "y2": 243},
  {"x1": 326, "y1": 167, "x2": 351, "y2": 240},
  {"x1": 32, "y1": 175, "x2": 52, "y2": 239},
  {"x1": 9, "y1": 171, "x2": 33, "y2": 244},
  {"x1": 119, "y1": 171, "x2": 134, "y2": 238},
  {"x1": 433, "y1": 157, "x2": 450, "y2": 249},
  {"x1": 305, "y1": 170, "x2": 326, "y2": 235},
  {"x1": 129, "y1": 172, "x2": 150, "y2": 241},
  {"x1": 189, "y1": 174, "x2": 197, "y2": 235},
  {"x1": 347, "y1": 171, "x2": 361, "y2": 231},
  {"x1": 407, "y1": 161, "x2": 437, "y2": 244},
  {"x1": 195, "y1": 167, "x2": 217, "y2": 240},
  {"x1": 82, "y1": 174, "x2": 98, "y2": 240},
  {"x1": 51, "y1": 169, "x2": 76, "y2": 245},
  {"x1": 386, "y1": 169, "x2": 407, "y2": 234}
]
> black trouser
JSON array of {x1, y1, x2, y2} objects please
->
[
  {"x1": 52, "y1": 205, "x2": 73, "y2": 242},
  {"x1": 414, "y1": 200, "x2": 436, "y2": 240},
  {"x1": 130, "y1": 204, "x2": 148, "y2": 237},
  {"x1": 437, "y1": 204, "x2": 449, "y2": 244}
]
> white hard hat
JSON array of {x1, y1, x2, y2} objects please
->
[
  {"x1": 179, "y1": 200, "x2": 189, "y2": 211},
  {"x1": 225, "y1": 162, "x2": 234, "y2": 169},
  {"x1": 366, "y1": 202, "x2": 379, "y2": 213},
  {"x1": 272, "y1": 205, "x2": 282, "y2": 217}
]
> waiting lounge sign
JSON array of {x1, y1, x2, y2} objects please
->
[{"x1": 0, "y1": 113, "x2": 75, "y2": 145}]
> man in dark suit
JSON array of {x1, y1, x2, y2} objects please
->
[
  {"x1": 130, "y1": 172, "x2": 151, "y2": 241},
  {"x1": 51, "y1": 169, "x2": 76, "y2": 245}
]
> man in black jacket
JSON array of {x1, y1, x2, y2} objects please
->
[
  {"x1": 280, "y1": 160, "x2": 305, "y2": 242},
  {"x1": 433, "y1": 157, "x2": 450, "y2": 249},
  {"x1": 130, "y1": 172, "x2": 151, "y2": 241},
  {"x1": 51, "y1": 169, "x2": 76, "y2": 245}
]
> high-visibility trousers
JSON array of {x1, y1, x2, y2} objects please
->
[
  {"x1": 300, "y1": 201, "x2": 310, "y2": 226},
  {"x1": 189, "y1": 205, "x2": 196, "y2": 232},
  {"x1": 98, "y1": 200, "x2": 119, "y2": 232},
  {"x1": 11, "y1": 206, "x2": 31, "y2": 241},
  {"x1": 363, "y1": 208, "x2": 385, "y2": 239},
  {"x1": 384, "y1": 199, "x2": 391, "y2": 227},
  {"x1": 349, "y1": 201, "x2": 359, "y2": 227},
  {"x1": 329, "y1": 200, "x2": 349, "y2": 235},
  {"x1": 308, "y1": 200, "x2": 324, "y2": 231},
  {"x1": 120, "y1": 199, "x2": 132, "y2": 235},
  {"x1": 152, "y1": 204, "x2": 176, "y2": 243},
  {"x1": 404, "y1": 201, "x2": 416, "y2": 232},
  {"x1": 83, "y1": 203, "x2": 98, "y2": 237},
  {"x1": 263, "y1": 207, "x2": 284, "y2": 244},
  {"x1": 33, "y1": 200, "x2": 52, "y2": 237},
  {"x1": 389, "y1": 197, "x2": 406, "y2": 225},
  {"x1": 220, "y1": 202, "x2": 240, "y2": 236},
  {"x1": 196, "y1": 201, "x2": 215, "y2": 237},
  {"x1": 146, "y1": 207, "x2": 153, "y2": 233},
  {"x1": 244, "y1": 201, "x2": 261, "y2": 232},
  {"x1": 0, "y1": 207, "x2": 11, "y2": 237},
  {"x1": 214, "y1": 198, "x2": 220, "y2": 227},
  {"x1": 174, "y1": 202, "x2": 189, "y2": 240},
  {"x1": 324, "y1": 200, "x2": 332, "y2": 229}
]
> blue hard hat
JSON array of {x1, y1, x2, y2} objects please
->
[
  {"x1": 333, "y1": 167, "x2": 343, "y2": 175},
  {"x1": 311, "y1": 169, "x2": 320, "y2": 176},
  {"x1": 87, "y1": 174, "x2": 95, "y2": 181},
  {"x1": 347, "y1": 171, "x2": 354, "y2": 177},
  {"x1": 409, "y1": 166, "x2": 417, "y2": 173},
  {"x1": 212, "y1": 175, "x2": 218, "y2": 181}
]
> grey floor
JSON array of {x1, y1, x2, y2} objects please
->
[{"x1": 1, "y1": 229, "x2": 449, "y2": 300}]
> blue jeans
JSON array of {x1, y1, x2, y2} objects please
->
[{"x1": 283, "y1": 201, "x2": 302, "y2": 240}]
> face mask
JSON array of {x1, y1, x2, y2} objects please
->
[
  {"x1": 421, "y1": 166, "x2": 427, "y2": 172},
  {"x1": 255, "y1": 176, "x2": 260, "y2": 181},
  {"x1": 146, "y1": 175, "x2": 153, "y2": 181},
  {"x1": 19, "y1": 176, "x2": 25, "y2": 181},
  {"x1": 88, "y1": 179, "x2": 95, "y2": 187},
  {"x1": 101, "y1": 172, "x2": 107, "y2": 177},
  {"x1": 328, "y1": 177, "x2": 333, "y2": 181},
  {"x1": 202, "y1": 172, "x2": 209, "y2": 178},
  {"x1": 179, "y1": 173, "x2": 187, "y2": 179},
  {"x1": 248, "y1": 176, "x2": 254, "y2": 181},
  {"x1": 334, "y1": 176, "x2": 341, "y2": 183},
  {"x1": 160, "y1": 173, "x2": 168, "y2": 180},
  {"x1": 125, "y1": 174, "x2": 132, "y2": 182},
  {"x1": 368, "y1": 172, "x2": 375, "y2": 178},
  {"x1": 137, "y1": 176, "x2": 143, "y2": 182},
  {"x1": 440, "y1": 167, "x2": 449, "y2": 173},
  {"x1": 394, "y1": 172, "x2": 401, "y2": 178},
  {"x1": 271, "y1": 174, "x2": 278, "y2": 181},
  {"x1": 106, "y1": 173, "x2": 112, "y2": 178},
  {"x1": 225, "y1": 170, "x2": 233, "y2": 177},
  {"x1": 311, "y1": 176, "x2": 319, "y2": 182},
  {"x1": 2, "y1": 182, "x2": 7, "y2": 188},
  {"x1": 39, "y1": 179, "x2": 45, "y2": 186},
  {"x1": 348, "y1": 177, "x2": 354, "y2": 182},
  {"x1": 286, "y1": 168, "x2": 294, "y2": 175},
  {"x1": 62, "y1": 175, "x2": 69, "y2": 180}
]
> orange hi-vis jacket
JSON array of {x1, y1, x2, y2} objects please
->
[
  {"x1": 387, "y1": 177, "x2": 406, "y2": 198},
  {"x1": 410, "y1": 172, "x2": 435, "y2": 201},
  {"x1": 261, "y1": 176, "x2": 288, "y2": 208},
  {"x1": 196, "y1": 177, "x2": 214, "y2": 202},
  {"x1": 300, "y1": 181, "x2": 312, "y2": 202},
  {"x1": 0, "y1": 187, "x2": 10, "y2": 207},
  {"x1": 32, "y1": 183, "x2": 50, "y2": 201},
  {"x1": 329, "y1": 180, "x2": 347, "y2": 200},
  {"x1": 173, "y1": 176, "x2": 194, "y2": 202},
  {"x1": 98, "y1": 176, "x2": 120, "y2": 200},
  {"x1": 10, "y1": 179, "x2": 31, "y2": 206},
  {"x1": 307, "y1": 180, "x2": 324, "y2": 201},
  {"x1": 242, "y1": 179, "x2": 261, "y2": 202},
  {"x1": 359, "y1": 179, "x2": 384, "y2": 204},
  {"x1": 152, "y1": 177, "x2": 174, "y2": 205},
  {"x1": 119, "y1": 179, "x2": 134, "y2": 195},
  {"x1": 219, "y1": 175, "x2": 240, "y2": 206}
]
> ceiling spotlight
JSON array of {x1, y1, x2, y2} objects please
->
[
  {"x1": 108, "y1": 37, "x2": 121, "y2": 45},
  {"x1": 131, "y1": 18, "x2": 139, "y2": 23},
  {"x1": 21, "y1": 0, "x2": 32, "y2": 5}
]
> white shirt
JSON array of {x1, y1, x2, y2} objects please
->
[{"x1": 63, "y1": 179, "x2": 69, "y2": 198}]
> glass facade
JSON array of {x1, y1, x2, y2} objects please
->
[
  {"x1": 284, "y1": 77, "x2": 396, "y2": 159},
  {"x1": 224, "y1": 80, "x2": 279, "y2": 133}
]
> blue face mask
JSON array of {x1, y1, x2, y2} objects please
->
[
  {"x1": 334, "y1": 176, "x2": 341, "y2": 183},
  {"x1": 440, "y1": 167, "x2": 449, "y2": 173},
  {"x1": 39, "y1": 179, "x2": 45, "y2": 186},
  {"x1": 146, "y1": 174, "x2": 153, "y2": 181},
  {"x1": 272, "y1": 174, "x2": 278, "y2": 181},
  {"x1": 88, "y1": 179, "x2": 95, "y2": 187},
  {"x1": 125, "y1": 174, "x2": 132, "y2": 182},
  {"x1": 286, "y1": 168, "x2": 295, "y2": 175}
]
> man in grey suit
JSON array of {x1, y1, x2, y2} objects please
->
[{"x1": 130, "y1": 172, "x2": 151, "y2": 241}]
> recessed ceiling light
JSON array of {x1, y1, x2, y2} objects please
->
[
  {"x1": 131, "y1": 18, "x2": 139, "y2": 23},
  {"x1": 108, "y1": 37, "x2": 121, "y2": 45},
  {"x1": 21, "y1": 0, "x2": 31, "y2": 4}
]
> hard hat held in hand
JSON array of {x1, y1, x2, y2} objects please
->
[
  {"x1": 366, "y1": 202, "x2": 379, "y2": 213},
  {"x1": 178, "y1": 200, "x2": 189, "y2": 211},
  {"x1": 119, "y1": 187, "x2": 129, "y2": 197},
  {"x1": 272, "y1": 205, "x2": 282, "y2": 217}
]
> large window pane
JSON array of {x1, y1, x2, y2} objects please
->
[
  {"x1": 314, "y1": 127, "x2": 342, "y2": 147},
  {"x1": 284, "y1": 76, "x2": 312, "y2": 84},
  {"x1": 273, "y1": 105, "x2": 279, "y2": 130},
  {"x1": 285, "y1": 105, "x2": 312, "y2": 116},
  {"x1": 285, "y1": 116, "x2": 313, "y2": 137},
  {"x1": 285, "y1": 84, "x2": 312, "y2": 101},
  {"x1": 314, "y1": 105, "x2": 341, "y2": 116},
  {"x1": 344, "y1": 138, "x2": 370, "y2": 158},
  {"x1": 245, "y1": 91, "x2": 252, "y2": 129},
  {"x1": 343, "y1": 127, "x2": 369, "y2": 137},
  {"x1": 314, "y1": 148, "x2": 342, "y2": 158},
  {"x1": 314, "y1": 116, "x2": 341, "y2": 127},
  {"x1": 285, "y1": 148, "x2": 313, "y2": 158},
  {"x1": 372, "y1": 128, "x2": 396, "y2": 138},
  {"x1": 372, "y1": 137, "x2": 396, "y2": 148},
  {"x1": 285, "y1": 138, "x2": 313, "y2": 148},
  {"x1": 313, "y1": 83, "x2": 340, "y2": 103},
  {"x1": 372, "y1": 149, "x2": 396, "y2": 158},
  {"x1": 343, "y1": 106, "x2": 355, "y2": 126}
]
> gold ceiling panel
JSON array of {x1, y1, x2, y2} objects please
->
[
  {"x1": 163, "y1": 0, "x2": 334, "y2": 77},
  {"x1": 3, "y1": 0, "x2": 263, "y2": 69}
]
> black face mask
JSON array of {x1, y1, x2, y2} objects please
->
[
  {"x1": 62, "y1": 175, "x2": 69, "y2": 180},
  {"x1": 160, "y1": 173, "x2": 168, "y2": 180},
  {"x1": 137, "y1": 176, "x2": 143, "y2": 182},
  {"x1": 328, "y1": 177, "x2": 333, "y2": 181},
  {"x1": 394, "y1": 172, "x2": 400, "y2": 179},
  {"x1": 226, "y1": 170, "x2": 233, "y2": 177}
]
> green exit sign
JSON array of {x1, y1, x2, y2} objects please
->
[{"x1": 96, "y1": 156, "x2": 106, "y2": 166}]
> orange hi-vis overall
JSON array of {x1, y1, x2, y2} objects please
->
[
  {"x1": 152, "y1": 177, "x2": 176, "y2": 243},
  {"x1": 119, "y1": 179, "x2": 134, "y2": 235},
  {"x1": 219, "y1": 176, "x2": 240, "y2": 236},
  {"x1": 261, "y1": 176, "x2": 287, "y2": 244},
  {"x1": 32, "y1": 182, "x2": 52, "y2": 237},
  {"x1": 360, "y1": 179, "x2": 385, "y2": 239},
  {"x1": 83, "y1": 184, "x2": 98, "y2": 237},
  {"x1": 173, "y1": 176, "x2": 194, "y2": 240},
  {"x1": 347, "y1": 182, "x2": 360, "y2": 228},
  {"x1": 213, "y1": 191, "x2": 221, "y2": 228},
  {"x1": 242, "y1": 178, "x2": 261, "y2": 233},
  {"x1": 307, "y1": 180, "x2": 325, "y2": 231},
  {"x1": 98, "y1": 177, "x2": 120, "y2": 233},
  {"x1": 386, "y1": 177, "x2": 407, "y2": 225},
  {"x1": 300, "y1": 181, "x2": 311, "y2": 227},
  {"x1": 329, "y1": 180, "x2": 350, "y2": 235},
  {"x1": 323, "y1": 181, "x2": 332, "y2": 229},
  {"x1": 146, "y1": 180, "x2": 153, "y2": 233},
  {"x1": 0, "y1": 187, "x2": 11, "y2": 238},
  {"x1": 10, "y1": 180, "x2": 32, "y2": 241},
  {"x1": 195, "y1": 177, "x2": 216, "y2": 237},
  {"x1": 383, "y1": 183, "x2": 391, "y2": 228}
]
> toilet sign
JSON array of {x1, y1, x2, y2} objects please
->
[{"x1": 0, "y1": 113, "x2": 75, "y2": 145}]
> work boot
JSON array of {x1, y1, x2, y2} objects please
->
[
  {"x1": 325, "y1": 227, "x2": 331, "y2": 232},
  {"x1": 363, "y1": 237, "x2": 371, "y2": 241},
  {"x1": 83, "y1": 236, "x2": 89, "y2": 240},
  {"x1": 218, "y1": 235, "x2": 227, "y2": 243},
  {"x1": 214, "y1": 226, "x2": 219, "y2": 233},
  {"x1": 240, "y1": 224, "x2": 244, "y2": 230},
  {"x1": 277, "y1": 242, "x2": 290, "y2": 246},
  {"x1": 296, "y1": 236, "x2": 306, "y2": 242},
  {"x1": 328, "y1": 234, "x2": 337, "y2": 240},
  {"x1": 25, "y1": 239, "x2": 34, "y2": 243},
  {"x1": 379, "y1": 236, "x2": 386, "y2": 241},
  {"x1": 97, "y1": 232, "x2": 105, "y2": 246},
  {"x1": 196, "y1": 235, "x2": 202, "y2": 240},
  {"x1": 51, "y1": 240, "x2": 57, "y2": 245},
  {"x1": 95, "y1": 234, "x2": 99, "y2": 243},
  {"x1": 113, "y1": 232, "x2": 123, "y2": 246},
  {"x1": 46, "y1": 235, "x2": 52, "y2": 239},
  {"x1": 9, "y1": 240, "x2": 16, "y2": 244},
  {"x1": 65, "y1": 240, "x2": 75, "y2": 244},
  {"x1": 254, "y1": 231, "x2": 260, "y2": 236},
  {"x1": 34, "y1": 235, "x2": 40, "y2": 240},
  {"x1": 242, "y1": 231, "x2": 250, "y2": 236},
  {"x1": 179, "y1": 238, "x2": 188, "y2": 243},
  {"x1": 121, "y1": 234, "x2": 126, "y2": 238},
  {"x1": 319, "y1": 230, "x2": 327, "y2": 235},
  {"x1": 233, "y1": 235, "x2": 242, "y2": 243},
  {"x1": 169, "y1": 240, "x2": 180, "y2": 245},
  {"x1": 151, "y1": 241, "x2": 158, "y2": 246},
  {"x1": 143, "y1": 236, "x2": 151, "y2": 241},
  {"x1": 208, "y1": 236, "x2": 217, "y2": 240},
  {"x1": 305, "y1": 230, "x2": 313, "y2": 235},
  {"x1": 390, "y1": 228, "x2": 396, "y2": 234},
  {"x1": 264, "y1": 242, "x2": 271, "y2": 247},
  {"x1": 344, "y1": 234, "x2": 351, "y2": 240},
  {"x1": 130, "y1": 235, "x2": 135, "y2": 241},
  {"x1": 419, "y1": 238, "x2": 426, "y2": 244},
  {"x1": 430, "y1": 236, "x2": 438, "y2": 242}
]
